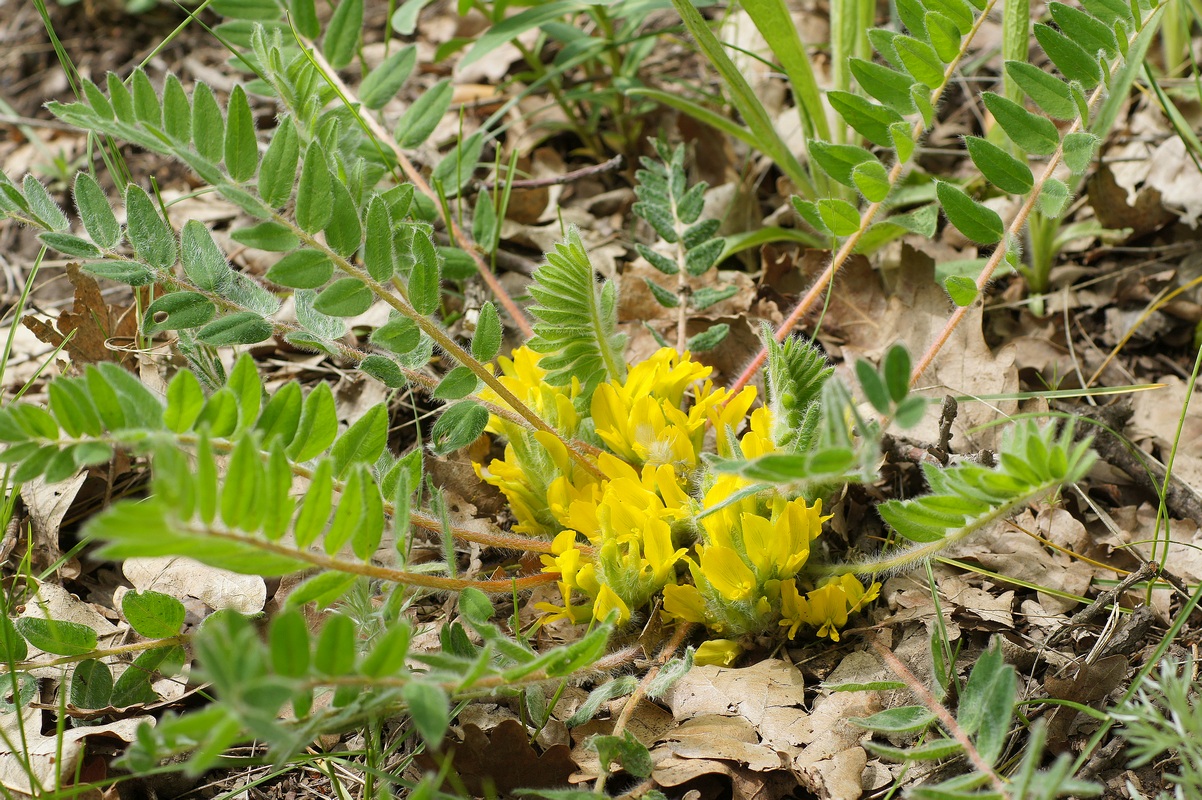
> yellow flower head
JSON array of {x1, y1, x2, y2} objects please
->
[{"x1": 590, "y1": 348, "x2": 719, "y2": 471}]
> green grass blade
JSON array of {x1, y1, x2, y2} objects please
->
[
  {"x1": 741, "y1": 0, "x2": 831, "y2": 144},
  {"x1": 670, "y1": 0, "x2": 817, "y2": 198}
]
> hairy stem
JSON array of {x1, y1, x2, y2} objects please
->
[
  {"x1": 296, "y1": 40, "x2": 534, "y2": 339},
  {"x1": 725, "y1": 0, "x2": 1000, "y2": 398},
  {"x1": 908, "y1": 1, "x2": 1168, "y2": 388}
]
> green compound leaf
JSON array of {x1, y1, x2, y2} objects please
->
[
  {"x1": 324, "y1": 182, "x2": 363, "y2": 258},
  {"x1": 817, "y1": 199, "x2": 862, "y2": 236},
  {"x1": 686, "y1": 323, "x2": 729, "y2": 352},
  {"x1": 70, "y1": 659, "x2": 113, "y2": 710},
  {"x1": 944, "y1": 275, "x2": 979, "y2": 306},
  {"x1": 361, "y1": 45, "x2": 417, "y2": 109},
  {"x1": 402, "y1": 681, "x2": 450, "y2": 749},
  {"x1": 296, "y1": 140, "x2": 333, "y2": 234},
  {"x1": 1062, "y1": 131, "x2": 1100, "y2": 173},
  {"x1": 39, "y1": 232, "x2": 101, "y2": 259},
  {"x1": 691, "y1": 284, "x2": 740, "y2": 311},
  {"x1": 1034, "y1": 23, "x2": 1103, "y2": 88},
  {"x1": 162, "y1": 73, "x2": 191, "y2": 142},
  {"x1": 471, "y1": 301, "x2": 502, "y2": 362},
  {"x1": 231, "y1": 222, "x2": 299, "y2": 252},
  {"x1": 73, "y1": 173, "x2": 120, "y2": 249},
  {"x1": 849, "y1": 58, "x2": 916, "y2": 114},
  {"x1": 1004, "y1": 61, "x2": 1078, "y2": 121},
  {"x1": 287, "y1": 382, "x2": 338, "y2": 463},
  {"x1": 1039, "y1": 177, "x2": 1071, "y2": 218},
  {"x1": 122, "y1": 590, "x2": 186, "y2": 639},
  {"x1": 925, "y1": 11, "x2": 963, "y2": 61},
  {"x1": 809, "y1": 141, "x2": 876, "y2": 188},
  {"x1": 397, "y1": 79, "x2": 452, "y2": 148},
  {"x1": 827, "y1": 91, "x2": 906, "y2": 148},
  {"x1": 224, "y1": 85, "x2": 258, "y2": 183},
  {"x1": 981, "y1": 92, "x2": 1061, "y2": 155},
  {"x1": 407, "y1": 231, "x2": 442, "y2": 315},
  {"x1": 433, "y1": 365, "x2": 480, "y2": 400},
  {"x1": 1081, "y1": 0, "x2": 1133, "y2": 26},
  {"x1": 359, "y1": 355, "x2": 407, "y2": 388},
  {"x1": 926, "y1": 0, "x2": 974, "y2": 33},
  {"x1": 331, "y1": 404, "x2": 388, "y2": 478},
  {"x1": 644, "y1": 278, "x2": 679, "y2": 308},
  {"x1": 963, "y1": 136, "x2": 1035, "y2": 195},
  {"x1": 371, "y1": 317, "x2": 421, "y2": 355},
  {"x1": 314, "y1": 277, "x2": 373, "y2": 317},
  {"x1": 936, "y1": 181, "x2": 1004, "y2": 244},
  {"x1": 191, "y1": 82, "x2": 225, "y2": 163},
  {"x1": 132, "y1": 68, "x2": 161, "y2": 126},
  {"x1": 856, "y1": 359, "x2": 891, "y2": 414},
  {"x1": 266, "y1": 250, "x2": 333, "y2": 289},
  {"x1": 269, "y1": 609, "x2": 310, "y2": 678},
  {"x1": 430, "y1": 400, "x2": 488, "y2": 455},
  {"x1": 883, "y1": 344, "x2": 911, "y2": 404},
  {"x1": 259, "y1": 115, "x2": 299, "y2": 209},
  {"x1": 894, "y1": 35, "x2": 945, "y2": 86},
  {"x1": 850, "y1": 705, "x2": 936, "y2": 734},
  {"x1": 181, "y1": 220, "x2": 233, "y2": 293},
  {"x1": 1048, "y1": 2, "x2": 1119, "y2": 57},
  {"x1": 125, "y1": 184, "x2": 177, "y2": 271},
  {"x1": 852, "y1": 160, "x2": 892, "y2": 203}
]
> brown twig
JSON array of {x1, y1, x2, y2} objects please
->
[
  {"x1": 475, "y1": 154, "x2": 624, "y2": 193},
  {"x1": 1046, "y1": 561, "x2": 1160, "y2": 648}
]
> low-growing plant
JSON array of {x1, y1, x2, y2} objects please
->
[{"x1": 0, "y1": 0, "x2": 1159, "y2": 791}]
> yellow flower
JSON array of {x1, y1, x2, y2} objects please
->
[
  {"x1": 695, "y1": 639, "x2": 743, "y2": 667},
  {"x1": 663, "y1": 583, "x2": 710, "y2": 625},
  {"x1": 700, "y1": 546, "x2": 757, "y2": 602},
  {"x1": 641, "y1": 517, "x2": 687, "y2": 585},
  {"x1": 593, "y1": 583, "x2": 631, "y2": 625},
  {"x1": 779, "y1": 575, "x2": 879, "y2": 642},
  {"x1": 707, "y1": 385, "x2": 759, "y2": 457},
  {"x1": 590, "y1": 348, "x2": 719, "y2": 471}
]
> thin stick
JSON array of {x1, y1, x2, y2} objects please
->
[{"x1": 475, "y1": 154, "x2": 624, "y2": 192}]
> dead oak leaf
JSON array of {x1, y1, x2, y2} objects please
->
[
  {"x1": 22, "y1": 264, "x2": 138, "y2": 368},
  {"x1": 819, "y1": 246, "x2": 1018, "y2": 451},
  {"x1": 427, "y1": 718, "x2": 577, "y2": 797}
]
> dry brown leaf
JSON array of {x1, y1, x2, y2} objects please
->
[
  {"x1": 22, "y1": 264, "x2": 138, "y2": 369},
  {"x1": 953, "y1": 510, "x2": 1095, "y2": 615},
  {"x1": 820, "y1": 247, "x2": 1018, "y2": 450},
  {"x1": 425, "y1": 718, "x2": 577, "y2": 797},
  {"x1": 19, "y1": 472, "x2": 87, "y2": 573},
  {"x1": 0, "y1": 708, "x2": 150, "y2": 799},
  {"x1": 791, "y1": 651, "x2": 884, "y2": 800},
  {"x1": 122, "y1": 557, "x2": 266, "y2": 615}
]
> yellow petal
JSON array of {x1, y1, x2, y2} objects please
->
[
  {"x1": 700, "y1": 546, "x2": 757, "y2": 602},
  {"x1": 695, "y1": 639, "x2": 743, "y2": 667},
  {"x1": 662, "y1": 583, "x2": 709, "y2": 624}
]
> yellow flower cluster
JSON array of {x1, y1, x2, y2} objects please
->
[{"x1": 474, "y1": 346, "x2": 879, "y2": 665}]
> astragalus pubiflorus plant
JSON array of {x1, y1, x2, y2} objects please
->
[{"x1": 0, "y1": 0, "x2": 1154, "y2": 784}]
